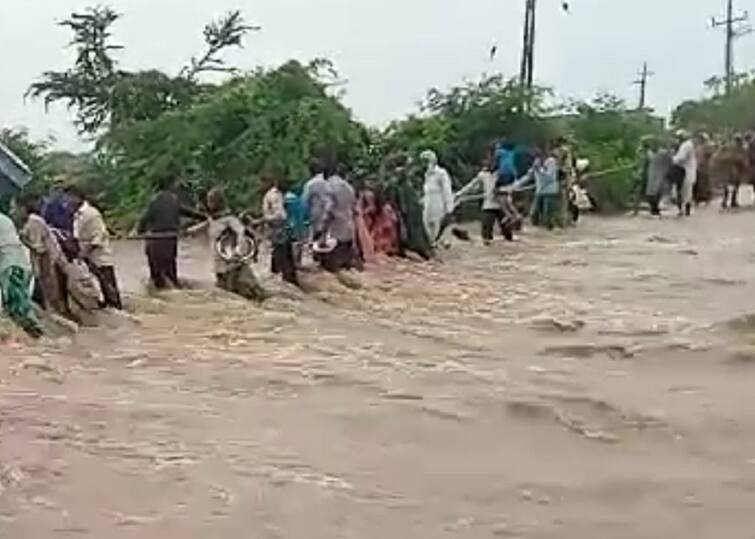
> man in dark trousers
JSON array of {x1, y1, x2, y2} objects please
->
[
  {"x1": 137, "y1": 175, "x2": 204, "y2": 290},
  {"x1": 67, "y1": 185, "x2": 123, "y2": 310}
]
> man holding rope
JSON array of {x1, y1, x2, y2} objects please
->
[
  {"x1": 455, "y1": 153, "x2": 520, "y2": 244},
  {"x1": 137, "y1": 174, "x2": 205, "y2": 290}
]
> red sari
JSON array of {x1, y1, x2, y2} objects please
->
[{"x1": 358, "y1": 189, "x2": 400, "y2": 259}]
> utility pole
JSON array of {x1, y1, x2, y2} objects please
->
[
  {"x1": 712, "y1": 0, "x2": 752, "y2": 94},
  {"x1": 519, "y1": 0, "x2": 537, "y2": 90},
  {"x1": 632, "y1": 62, "x2": 654, "y2": 111},
  {"x1": 519, "y1": 0, "x2": 570, "y2": 90}
]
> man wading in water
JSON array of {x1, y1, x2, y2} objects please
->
[
  {"x1": 262, "y1": 174, "x2": 300, "y2": 287},
  {"x1": 190, "y1": 188, "x2": 268, "y2": 302},
  {"x1": 316, "y1": 163, "x2": 358, "y2": 273},
  {"x1": 137, "y1": 174, "x2": 205, "y2": 290},
  {"x1": 67, "y1": 185, "x2": 123, "y2": 310}
]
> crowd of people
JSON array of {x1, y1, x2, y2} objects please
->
[
  {"x1": 0, "y1": 136, "x2": 640, "y2": 338},
  {"x1": 636, "y1": 129, "x2": 755, "y2": 217},
  {"x1": 0, "y1": 185, "x2": 118, "y2": 337}
]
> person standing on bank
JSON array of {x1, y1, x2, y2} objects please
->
[
  {"x1": 66, "y1": 185, "x2": 123, "y2": 310},
  {"x1": 137, "y1": 175, "x2": 205, "y2": 290}
]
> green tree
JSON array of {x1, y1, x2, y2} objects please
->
[
  {"x1": 380, "y1": 74, "x2": 557, "y2": 187},
  {"x1": 94, "y1": 60, "x2": 369, "y2": 226},
  {"x1": 566, "y1": 93, "x2": 665, "y2": 211},
  {"x1": 672, "y1": 72, "x2": 755, "y2": 133},
  {"x1": 28, "y1": 6, "x2": 259, "y2": 135}
]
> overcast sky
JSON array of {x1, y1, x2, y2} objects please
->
[{"x1": 1, "y1": 0, "x2": 752, "y2": 150}]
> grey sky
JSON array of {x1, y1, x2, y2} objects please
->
[{"x1": 1, "y1": 0, "x2": 752, "y2": 150}]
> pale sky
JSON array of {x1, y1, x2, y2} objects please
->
[{"x1": 1, "y1": 0, "x2": 752, "y2": 150}]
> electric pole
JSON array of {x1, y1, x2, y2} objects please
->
[
  {"x1": 518, "y1": 0, "x2": 570, "y2": 90},
  {"x1": 712, "y1": 0, "x2": 752, "y2": 94},
  {"x1": 519, "y1": 0, "x2": 536, "y2": 90},
  {"x1": 633, "y1": 62, "x2": 654, "y2": 111}
]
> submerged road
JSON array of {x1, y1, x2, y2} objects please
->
[{"x1": 2, "y1": 206, "x2": 755, "y2": 538}]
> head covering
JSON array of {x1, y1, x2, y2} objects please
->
[
  {"x1": 675, "y1": 129, "x2": 689, "y2": 139},
  {"x1": 419, "y1": 150, "x2": 438, "y2": 166}
]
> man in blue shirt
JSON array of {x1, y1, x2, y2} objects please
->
[
  {"x1": 42, "y1": 187, "x2": 74, "y2": 233},
  {"x1": 495, "y1": 140, "x2": 517, "y2": 187}
]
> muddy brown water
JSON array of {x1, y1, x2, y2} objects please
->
[{"x1": 3, "y1": 206, "x2": 755, "y2": 538}]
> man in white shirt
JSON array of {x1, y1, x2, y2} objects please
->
[
  {"x1": 420, "y1": 150, "x2": 454, "y2": 245},
  {"x1": 673, "y1": 130, "x2": 698, "y2": 217},
  {"x1": 455, "y1": 157, "x2": 515, "y2": 244},
  {"x1": 67, "y1": 186, "x2": 123, "y2": 310},
  {"x1": 262, "y1": 176, "x2": 299, "y2": 286}
]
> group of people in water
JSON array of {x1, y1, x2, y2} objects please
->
[
  {"x1": 0, "y1": 139, "x2": 592, "y2": 338},
  {"x1": 6, "y1": 127, "x2": 726, "y2": 338},
  {"x1": 0, "y1": 155, "x2": 433, "y2": 337},
  {"x1": 636, "y1": 128, "x2": 755, "y2": 217}
]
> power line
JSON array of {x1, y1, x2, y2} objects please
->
[
  {"x1": 711, "y1": 0, "x2": 752, "y2": 94},
  {"x1": 632, "y1": 62, "x2": 654, "y2": 111}
]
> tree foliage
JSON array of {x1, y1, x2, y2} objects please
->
[
  {"x1": 93, "y1": 60, "x2": 368, "y2": 224},
  {"x1": 27, "y1": 7, "x2": 259, "y2": 135},
  {"x1": 20, "y1": 4, "x2": 677, "y2": 226},
  {"x1": 379, "y1": 75, "x2": 558, "y2": 187},
  {"x1": 565, "y1": 93, "x2": 665, "y2": 210},
  {"x1": 672, "y1": 72, "x2": 755, "y2": 133}
]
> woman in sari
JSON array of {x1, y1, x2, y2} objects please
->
[{"x1": 360, "y1": 186, "x2": 400, "y2": 257}]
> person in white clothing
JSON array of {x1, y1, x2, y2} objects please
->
[
  {"x1": 419, "y1": 150, "x2": 454, "y2": 244},
  {"x1": 673, "y1": 130, "x2": 698, "y2": 217},
  {"x1": 455, "y1": 156, "x2": 515, "y2": 244}
]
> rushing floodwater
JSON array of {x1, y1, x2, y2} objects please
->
[{"x1": 3, "y1": 205, "x2": 755, "y2": 538}]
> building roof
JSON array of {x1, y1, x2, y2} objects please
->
[{"x1": 0, "y1": 141, "x2": 33, "y2": 197}]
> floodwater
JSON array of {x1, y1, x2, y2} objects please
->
[{"x1": 3, "y1": 206, "x2": 755, "y2": 538}]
